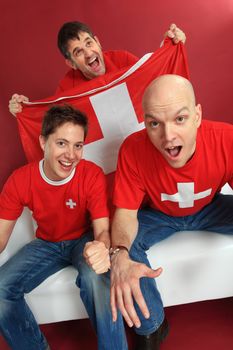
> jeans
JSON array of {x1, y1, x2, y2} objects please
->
[
  {"x1": 0, "y1": 232, "x2": 127, "y2": 350},
  {"x1": 130, "y1": 193, "x2": 233, "y2": 335}
]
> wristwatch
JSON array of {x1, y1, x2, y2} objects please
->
[{"x1": 109, "y1": 245, "x2": 129, "y2": 258}]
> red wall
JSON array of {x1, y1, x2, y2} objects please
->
[{"x1": 1, "y1": 0, "x2": 233, "y2": 189}]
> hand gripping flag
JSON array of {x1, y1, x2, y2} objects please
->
[{"x1": 16, "y1": 39, "x2": 189, "y2": 174}]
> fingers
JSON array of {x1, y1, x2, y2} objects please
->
[
  {"x1": 143, "y1": 266, "x2": 163, "y2": 279},
  {"x1": 91, "y1": 257, "x2": 110, "y2": 274},
  {"x1": 113, "y1": 275, "x2": 149, "y2": 328},
  {"x1": 83, "y1": 241, "x2": 110, "y2": 274},
  {"x1": 115, "y1": 283, "x2": 137, "y2": 327},
  {"x1": 111, "y1": 260, "x2": 162, "y2": 328},
  {"x1": 8, "y1": 94, "x2": 29, "y2": 117},
  {"x1": 166, "y1": 23, "x2": 186, "y2": 44},
  {"x1": 132, "y1": 280, "x2": 150, "y2": 322},
  {"x1": 110, "y1": 285, "x2": 118, "y2": 322}
]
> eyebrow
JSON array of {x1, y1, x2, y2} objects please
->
[
  {"x1": 176, "y1": 107, "x2": 190, "y2": 114},
  {"x1": 72, "y1": 37, "x2": 93, "y2": 55},
  {"x1": 144, "y1": 107, "x2": 190, "y2": 120},
  {"x1": 56, "y1": 138, "x2": 84, "y2": 144}
]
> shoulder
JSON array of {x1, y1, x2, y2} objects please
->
[
  {"x1": 198, "y1": 120, "x2": 233, "y2": 156},
  {"x1": 2, "y1": 162, "x2": 38, "y2": 194},
  {"x1": 57, "y1": 69, "x2": 86, "y2": 93},
  {"x1": 121, "y1": 129, "x2": 147, "y2": 149},
  {"x1": 10, "y1": 162, "x2": 37, "y2": 180},
  {"x1": 56, "y1": 69, "x2": 74, "y2": 92},
  {"x1": 200, "y1": 120, "x2": 233, "y2": 138},
  {"x1": 104, "y1": 50, "x2": 138, "y2": 65},
  {"x1": 76, "y1": 159, "x2": 104, "y2": 176}
]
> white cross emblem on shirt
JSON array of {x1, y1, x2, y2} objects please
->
[
  {"x1": 66, "y1": 199, "x2": 77, "y2": 209},
  {"x1": 161, "y1": 182, "x2": 212, "y2": 208}
]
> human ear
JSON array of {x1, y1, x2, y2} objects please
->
[
  {"x1": 65, "y1": 58, "x2": 77, "y2": 70},
  {"x1": 39, "y1": 135, "x2": 46, "y2": 151},
  {"x1": 195, "y1": 104, "x2": 202, "y2": 128}
]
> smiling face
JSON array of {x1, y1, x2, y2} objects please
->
[
  {"x1": 143, "y1": 75, "x2": 202, "y2": 168},
  {"x1": 39, "y1": 122, "x2": 84, "y2": 181},
  {"x1": 65, "y1": 31, "x2": 105, "y2": 80}
]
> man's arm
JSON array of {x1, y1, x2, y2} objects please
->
[
  {"x1": 83, "y1": 217, "x2": 110, "y2": 274},
  {"x1": 0, "y1": 219, "x2": 16, "y2": 253},
  {"x1": 110, "y1": 208, "x2": 162, "y2": 328}
]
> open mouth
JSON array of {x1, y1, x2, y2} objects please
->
[
  {"x1": 165, "y1": 146, "x2": 182, "y2": 158},
  {"x1": 88, "y1": 56, "x2": 100, "y2": 71},
  {"x1": 59, "y1": 160, "x2": 73, "y2": 170}
]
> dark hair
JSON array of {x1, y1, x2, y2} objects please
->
[
  {"x1": 41, "y1": 104, "x2": 88, "y2": 140},
  {"x1": 57, "y1": 21, "x2": 95, "y2": 59}
]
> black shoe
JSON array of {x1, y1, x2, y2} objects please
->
[{"x1": 134, "y1": 318, "x2": 169, "y2": 350}]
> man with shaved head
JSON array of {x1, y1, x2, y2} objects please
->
[{"x1": 110, "y1": 74, "x2": 233, "y2": 349}]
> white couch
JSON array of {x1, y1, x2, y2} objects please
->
[{"x1": 0, "y1": 184, "x2": 233, "y2": 325}]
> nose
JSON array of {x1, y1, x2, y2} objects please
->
[
  {"x1": 84, "y1": 47, "x2": 92, "y2": 58},
  {"x1": 163, "y1": 124, "x2": 176, "y2": 142},
  {"x1": 65, "y1": 146, "x2": 75, "y2": 160}
]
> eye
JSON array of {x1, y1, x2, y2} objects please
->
[
  {"x1": 149, "y1": 120, "x2": 159, "y2": 128},
  {"x1": 86, "y1": 40, "x2": 93, "y2": 47},
  {"x1": 57, "y1": 141, "x2": 65, "y2": 147},
  {"x1": 75, "y1": 144, "x2": 83, "y2": 150},
  {"x1": 176, "y1": 116, "x2": 185, "y2": 124},
  {"x1": 74, "y1": 49, "x2": 83, "y2": 57}
]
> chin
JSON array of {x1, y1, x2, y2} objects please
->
[{"x1": 169, "y1": 159, "x2": 186, "y2": 168}]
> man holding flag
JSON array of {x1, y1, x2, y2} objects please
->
[{"x1": 8, "y1": 21, "x2": 186, "y2": 115}]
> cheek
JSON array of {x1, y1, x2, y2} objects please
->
[
  {"x1": 73, "y1": 57, "x2": 85, "y2": 70},
  {"x1": 74, "y1": 149, "x2": 83, "y2": 159},
  {"x1": 186, "y1": 127, "x2": 197, "y2": 143},
  {"x1": 78, "y1": 149, "x2": 84, "y2": 158},
  {"x1": 148, "y1": 131, "x2": 160, "y2": 148}
]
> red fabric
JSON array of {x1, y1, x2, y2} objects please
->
[
  {"x1": 114, "y1": 120, "x2": 233, "y2": 216},
  {"x1": 16, "y1": 39, "x2": 189, "y2": 164},
  {"x1": 0, "y1": 160, "x2": 108, "y2": 242},
  {"x1": 56, "y1": 50, "x2": 138, "y2": 93}
]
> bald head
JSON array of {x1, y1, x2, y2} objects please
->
[
  {"x1": 142, "y1": 74, "x2": 202, "y2": 168},
  {"x1": 142, "y1": 74, "x2": 196, "y2": 112}
]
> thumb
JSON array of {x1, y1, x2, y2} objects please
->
[{"x1": 143, "y1": 266, "x2": 163, "y2": 279}]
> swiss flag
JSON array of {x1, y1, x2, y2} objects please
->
[{"x1": 17, "y1": 39, "x2": 189, "y2": 174}]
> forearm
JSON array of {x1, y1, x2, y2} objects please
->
[
  {"x1": 111, "y1": 208, "x2": 138, "y2": 250},
  {"x1": 0, "y1": 240, "x2": 8, "y2": 253},
  {"x1": 0, "y1": 219, "x2": 16, "y2": 253},
  {"x1": 93, "y1": 217, "x2": 110, "y2": 247},
  {"x1": 94, "y1": 228, "x2": 110, "y2": 249}
]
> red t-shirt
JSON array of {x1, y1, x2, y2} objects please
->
[
  {"x1": 114, "y1": 120, "x2": 233, "y2": 216},
  {"x1": 56, "y1": 50, "x2": 138, "y2": 93},
  {"x1": 0, "y1": 159, "x2": 109, "y2": 241}
]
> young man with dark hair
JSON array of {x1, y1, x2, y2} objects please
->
[
  {"x1": 0, "y1": 104, "x2": 127, "y2": 350},
  {"x1": 9, "y1": 22, "x2": 186, "y2": 114}
]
